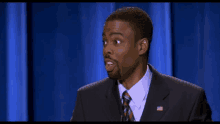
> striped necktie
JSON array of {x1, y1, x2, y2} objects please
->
[{"x1": 121, "y1": 91, "x2": 135, "y2": 121}]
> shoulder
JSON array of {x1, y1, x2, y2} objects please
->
[
  {"x1": 159, "y1": 73, "x2": 203, "y2": 93},
  {"x1": 148, "y1": 63, "x2": 203, "y2": 93},
  {"x1": 77, "y1": 77, "x2": 110, "y2": 93}
]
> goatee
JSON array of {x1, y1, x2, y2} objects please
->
[{"x1": 107, "y1": 71, "x2": 121, "y2": 80}]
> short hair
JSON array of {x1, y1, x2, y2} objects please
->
[{"x1": 105, "y1": 7, "x2": 153, "y2": 61}]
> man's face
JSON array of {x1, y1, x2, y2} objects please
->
[{"x1": 103, "y1": 20, "x2": 140, "y2": 81}]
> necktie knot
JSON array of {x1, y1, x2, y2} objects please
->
[{"x1": 122, "y1": 91, "x2": 132, "y2": 105}]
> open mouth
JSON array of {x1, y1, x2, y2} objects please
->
[{"x1": 105, "y1": 62, "x2": 115, "y2": 72}]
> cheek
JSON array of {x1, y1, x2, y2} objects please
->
[
  {"x1": 122, "y1": 48, "x2": 139, "y2": 67},
  {"x1": 117, "y1": 46, "x2": 136, "y2": 66},
  {"x1": 117, "y1": 49, "x2": 123, "y2": 52},
  {"x1": 123, "y1": 56, "x2": 135, "y2": 66}
]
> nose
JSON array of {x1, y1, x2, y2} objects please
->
[{"x1": 103, "y1": 43, "x2": 113, "y2": 55}]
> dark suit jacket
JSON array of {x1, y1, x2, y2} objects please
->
[{"x1": 70, "y1": 64, "x2": 213, "y2": 122}]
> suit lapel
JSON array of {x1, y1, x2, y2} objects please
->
[
  {"x1": 102, "y1": 78, "x2": 122, "y2": 121},
  {"x1": 140, "y1": 64, "x2": 170, "y2": 121}
]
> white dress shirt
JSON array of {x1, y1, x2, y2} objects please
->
[{"x1": 118, "y1": 65, "x2": 152, "y2": 121}]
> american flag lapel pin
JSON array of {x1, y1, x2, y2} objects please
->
[{"x1": 157, "y1": 106, "x2": 163, "y2": 111}]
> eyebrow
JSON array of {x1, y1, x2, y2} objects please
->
[{"x1": 102, "y1": 32, "x2": 124, "y2": 37}]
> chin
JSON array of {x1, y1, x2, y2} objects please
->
[{"x1": 107, "y1": 71, "x2": 121, "y2": 80}]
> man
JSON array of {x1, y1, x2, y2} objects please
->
[{"x1": 70, "y1": 7, "x2": 213, "y2": 122}]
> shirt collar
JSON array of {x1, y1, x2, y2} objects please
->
[{"x1": 118, "y1": 64, "x2": 152, "y2": 108}]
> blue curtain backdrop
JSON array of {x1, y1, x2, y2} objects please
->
[
  {"x1": 0, "y1": 2, "x2": 219, "y2": 121},
  {"x1": 0, "y1": 2, "x2": 7, "y2": 121},
  {"x1": 0, "y1": 3, "x2": 28, "y2": 121},
  {"x1": 6, "y1": 3, "x2": 28, "y2": 121}
]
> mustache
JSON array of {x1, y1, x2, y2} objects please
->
[{"x1": 104, "y1": 54, "x2": 117, "y2": 63}]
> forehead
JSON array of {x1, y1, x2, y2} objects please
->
[{"x1": 103, "y1": 20, "x2": 134, "y2": 35}]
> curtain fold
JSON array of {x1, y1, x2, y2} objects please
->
[
  {"x1": 148, "y1": 2, "x2": 172, "y2": 76},
  {"x1": 6, "y1": 3, "x2": 28, "y2": 121},
  {"x1": 80, "y1": 2, "x2": 115, "y2": 84},
  {"x1": 0, "y1": 3, "x2": 7, "y2": 121}
]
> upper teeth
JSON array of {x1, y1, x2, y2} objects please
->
[{"x1": 107, "y1": 62, "x2": 113, "y2": 65}]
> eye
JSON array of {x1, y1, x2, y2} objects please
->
[
  {"x1": 115, "y1": 39, "x2": 121, "y2": 44},
  {"x1": 103, "y1": 40, "x2": 107, "y2": 45}
]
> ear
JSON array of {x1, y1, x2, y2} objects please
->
[{"x1": 137, "y1": 38, "x2": 149, "y2": 56}]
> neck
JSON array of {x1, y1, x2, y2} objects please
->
[{"x1": 119, "y1": 57, "x2": 148, "y2": 90}]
